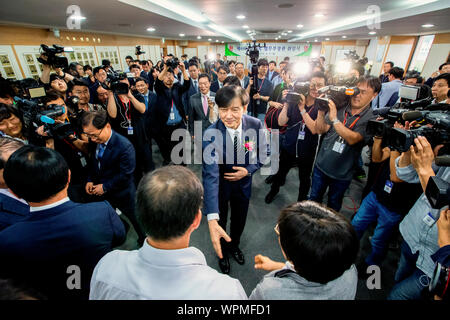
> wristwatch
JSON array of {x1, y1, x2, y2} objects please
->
[
  {"x1": 300, "y1": 110, "x2": 306, "y2": 116},
  {"x1": 332, "y1": 119, "x2": 340, "y2": 125}
]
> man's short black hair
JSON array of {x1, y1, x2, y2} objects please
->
[
  {"x1": 278, "y1": 201, "x2": 358, "y2": 284},
  {"x1": 141, "y1": 60, "x2": 149, "y2": 66},
  {"x1": 125, "y1": 55, "x2": 133, "y2": 60},
  {"x1": 41, "y1": 89, "x2": 65, "y2": 105},
  {"x1": 438, "y1": 62, "x2": 450, "y2": 71},
  {"x1": 215, "y1": 85, "x2": 249, "y2": 108},
  {"x1": 269, "y1": 61, "x2": 276, "y2": 66},
  {"x1": 405, "y1": 72, "x2": 423, "y2": 84},
  {"x1": 217, "y1": 65, "x2": 229, "y2": 74},
  {"x1": 83, "y1": 65, "x2": 92, "y2": 72},
  {"x1": 389, "y1": 67, "x2": 404, "y2": 79},
  {"x1": 228, "y1": 60, "x2": 236, "y2": 66},
  {"x1": 129, "y1": 64, "x2": 140, "y2": 71},
  {"x1": 385, "y1": 61, "x2": 394, "y2": 68},
  {"x1": 93, "y1": 66, "x2": 106, "y2": 75},
  {"x1": 188, "y1": 61, "x2": 199, "y2": 69},
  {"x1": 198, "y1": 73, "x2": 211, "y2": 83},
  {"x1": 356, "y1": 75, "x2": 381, "y2": 94},
  {"x1": 284, "y1": 57, "x2": 290, "y2": 61},
  {"x1": 4, "y1": 145, "x2": 69, "y2": 202},
  {"x1": 257, "y1": 59, "x2": 269, "y2": 67},
  {"x1": 434, "y1": 72, "x2": 450, "y2": 86},
  {"x1": 310, "y1": 71, "x2": 327, "y2": 85},
  {"x1": 136, "y1": 166, "x2": 203, "y2": 240},
  {"x1": 235, "y1": 62, "x2": 244, "y2": 68},
  {"x1": 223, "y1": 75, "x2": 241, "y2": 87},
  {"x1": 81, "y1": 110, "x2": 109, "y2": 130},
  {"x1": 181, "y1": 54, "x2": 188, "y2": 58},
  {"x1": 101, "y1": 59, "x2": 111, "y2": 67},
  {"x1": 67, "y1": 78, "x2": 88, "y2": 93},
  {"x1": 134, "y1": 77, "x2": 148, "y2": 85},
  {"x1": 351, "y1": 64, "x2": 365, "y2": 78}
]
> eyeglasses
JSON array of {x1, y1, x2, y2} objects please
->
[
  {"x1": 83, "y1": 126, "x2": 104, "y2": 139},
  {"x1": 274, "y1": 224, "x2": 280, "y2": 236}
]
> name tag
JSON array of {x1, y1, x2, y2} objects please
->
[
  {"x1": 332, "y1": 141, "x2": 345, "y2": 154},
  {"x1": 384, "y1": 180, "x2": 393, "y2": 193},
  {"x1": 128, "y1": 126, "x2": 134, "y2": 135},
  {"x1": 422, "y1": 212, "x2": 436, "y2": 227},
  {"x1": 256, "y1": 99, "x2": 260, "y2": 105},
  {"x1": 170, "y1": 112, "x2": 175, "y2": 120},
  {"x1": 297, "y1": 130, "x2": 305, "y2": 140},
  {"x1": 80, "y1": 156, "x2": 87, "y2": 167}
]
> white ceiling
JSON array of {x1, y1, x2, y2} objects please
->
[{"x1": 0, "y1": 0, "x2": 449, "y2": 42}]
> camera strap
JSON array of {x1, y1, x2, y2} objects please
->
[
  {"x1": 257, "y1": 77, "x2": 265, "y2": 93},
  {"x1": 118, "y1": 97, "x2": 131, "y2": 122},
  {"x1": 343, "y1": 112, "x2": 361, "y2": 130}
]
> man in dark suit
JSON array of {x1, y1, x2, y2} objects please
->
[
  {"x1": 202, "y1": 85, "x2": 268, "y2": 274},
  {"x1": 153, "y1": 61, "x2": 190, "y2": 165},
  {"x1": 188, "y1": 74, "x2": 217, "y2": 137},
  {"x1": 235, "y1": 62, "x2": 250, "y2": 89},
  {"x1": 182, "y1": 62, "x2": 201, "y2": 117},
  {"x1": 0, "y1": 137, "x2": 29, "y2": 231},
  {"x1": 82, "y1": 110, "x2": 145, "y2": 245},
  {"x1": 211, "y1": 65, "x2": 229, "y2": 93},
  {"x1": 0, "y1": 145, "x2": 125, "y2": 300},
  {"x1": 268, "y1": 61, "x2": 279, "y2": 82}
]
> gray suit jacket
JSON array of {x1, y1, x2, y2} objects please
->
[{"x1": 188, "y1": 92, "x2": 216, "y2": 137}]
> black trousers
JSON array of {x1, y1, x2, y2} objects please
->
[
  {"x1": 271, "y1": 148, "x2": 315, "y2": 201},
  {"x1": 218, "y1": 185, "x2": 250, "y2": 250}
]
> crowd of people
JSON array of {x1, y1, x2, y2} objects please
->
[{"x1": 0, "y1": 49, "x2": 448, "y2": 301}]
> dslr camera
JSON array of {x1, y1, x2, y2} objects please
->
[
  {"x1": 285, "y1": 81, "x2": 310, "y2": 104},
  {"x1": 37, "y1": 44, "x2": 72, "y2": 69},
  {"x1": 110, "y1": 73, "x2": 130, "y2": 95},
  {"x1": 165, "y1": 57, "x2": 180, "y2": 69},
  {"x1": 316, "y1": 85, "x2": 360, "y2": 112}
]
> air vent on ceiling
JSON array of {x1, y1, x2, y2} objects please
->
[
  {"x1": 278, "y1": 3, "x2": 294, "y2": 9},
  {"x1": 258, "y1": 30, "x2": 281, "y2": 34}
]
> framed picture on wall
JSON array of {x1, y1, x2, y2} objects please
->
[
  {"x1": 29, "y1": 65, "x2": 37, "y2": 74},
  {"x1": 0, "y1": 55, "x2": 10, "y2": 65},
  {"x1": 4, "y1": 67, "x2": 14, "y2": 78},
  {"x1": 25, "y1": 54, "x2": 33, "y2": 64}
]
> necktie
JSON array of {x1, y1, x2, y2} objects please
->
[
  {"x1": 233, "y1": 132, "x2": 239, "y2": 158},
  {"x1": 97, "y1": 143, "x2": 106, "y2": 169},
  {"x1": 194, "y1": 80, "x2": 198, "y2": 92},
  {"x1": 202, "y1": 95, "x2": 208, "y2": 116},
  {"x1": 144, "y1": 95, "x2": 148, "y2": 111}
]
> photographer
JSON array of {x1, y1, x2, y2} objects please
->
[
  {"x1": 67, "y1": 62, "x2": 84, "y2": 78},
  {"x1": 351, "y1": 124, "x2": 422, "y2": 274},
  {"x1": 379, "y1": 61, "x2": 394, "y2": 84},
  {"x1": 88, "y1": 66, "x2": 108, "y2": 104},
  {"x1": 265, "y1": 72, "x2": 326, "y2": 203},
  {"x1": 211, "y1": 65, "x2": 229, "y2": 93},
  {"x1": 67, "y1": 79, "x2": 102, "y2": 112},
  {"x1": 388, "y1": 136, "x2": 449, "y2": 300},
  {"x1": 39, "y1": 63, "x2": 74, "y2": 89},
  {"x1": 153, "y1": 60, "x2": 190, "y2": 165},
  {"x1": 425, "y1": 62, "x2": 450, "y2": 88},
  {"x1": 0, "y1": 103, "x2": 28, "y2": 142},
  {"x1": 250, "y1": 59, "x2": 274, "y2": 123},
  {"x1": 309, "y1": 76, "x2": 380, "y2": 212},
  {"x1": 431, "y1": 73, "x2": 450, "y2": 103}
]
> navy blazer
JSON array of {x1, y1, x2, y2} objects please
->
[
  {"x1": 210, "y1": 80, "x2": 223, "y2": 93},
  {"x1": 0, "y1": 200, "x2": 126, "y2": 300},
  {"x1": 153, "y1": 78, "x2": 190, "y2": 128},
  {"x1": 182, "y1": 78, "x2": 200, "y2": 116},
  {"x1": 0, "y1": 193, "x2": 29, "y2": 231},
  {"x1": 88, "y1": 130, "x2": 136, "y2": 196},
  {"x1": 202, "y1": 115, "x2": 269, "y2": 215}
]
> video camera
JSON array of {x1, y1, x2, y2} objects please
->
[
  {"x1": 37, "y1": 44, "x2": 72, "y2": 69},
  {"x1": 285, "y1": 81, "x2": 310, "y2": 104},
  {"x1": 13, "y1": 96, "x2": 75, "y2": 140},
  {"x1": 245, "y1": 40, "x2": 266, "y2": 92},
  {"x1": 316, "y1": 85, "x2": 360, "y2": 112},
  {"x1": 165, "y1": 57, "x2": 180, "y2": 70},
  {"x1": 135, "y1": 45, "x2": 145, "y2": 56}
]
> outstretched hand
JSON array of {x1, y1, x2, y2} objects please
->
[{"x1": 208, "y1": 219, "x2": 231, "y2": 259}]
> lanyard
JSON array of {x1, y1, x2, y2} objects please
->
[
  {"x1": 257, "y1": 77, "x2": 265, "y2": 93},
  {"x1": 171, "y1": 100, "x2": 174, "y2": 112},
  {"x1": 343, "y1": 112, "x2": 361, "y2": 130},
  {"x1": 301, "y1": 105, "x2": 315, "y2": 124},
  {"x1": 119, "y1": 97, "x2": 131, "y2": 121}
]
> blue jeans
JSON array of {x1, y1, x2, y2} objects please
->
[
  {"x1": 388, "y1": 241, "x2": 429, "y2": 300},
  {"x1": 351, "y1": 191, "x2": 403, "y2": 266},
  {"x1": 308, "y1": 166, "x2": 352, "y2": 212},
  {"x1": 256, "y1": 113, "x2": 266, "y2": 126}
]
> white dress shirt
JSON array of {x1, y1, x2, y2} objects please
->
[
  {"x1": 89, "y1": 241, "x2": 248, "y2": 300},
  {"x1": 29, "y1": 197, "x2": 70, "y2": 212},
  {"x1": 0, "y1": 188, "x2": 27, "y2": 205}
]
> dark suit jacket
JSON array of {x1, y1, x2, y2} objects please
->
[
  {"x1": 182, "y1": 78, "x2": 200, "y2": 116},
  {"x1": 202, "y1": 115, "x2": 269, "y2": 215},
  {"x1": 268, "y1": 71, "x2": 279, "y2": 81},
  {"x1": 140, "y1": 70, "x2": 150, "y2": 82},
  {"x1": 240, "y1": 76, "x2": 250, "y2": 89},
  {"x1": 87, "y1": 130, "x2": 135, "y2": 197},
  {"x1": 0, "y1": 192, "x2": 29, "y2": 231},
  {"x1": 210, "y1": 80, "x2": 223, "y2": 93},
  {"x1": 153, "y1": 77, "x2": 190, "y2": 129},
  {"x1": 188, "y1": 92, "x2": 216, "y2": 136},
  {"x1": 0, "y1": 200, "x2": 126, "y2": 299}
]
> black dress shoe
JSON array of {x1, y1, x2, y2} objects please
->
[
  {"x1": 218, "y1": 256, "x2": 230, "y2": 274},
  {"x1": 265, "y1": 188, "x2": 279, "y2": 204},
  {"x1": 230, "y1": 247, "x2": 245, "y2": 265}
]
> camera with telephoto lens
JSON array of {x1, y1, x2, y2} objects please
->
[
  {"x1": 285, "y1": 81, "x2": 310, "y2": 104},
  {"x1": 37, "y1": 44, "x2": 71, "y2": 69},
  {"x1": 316, "y1": 85, "x2": 360, "y2": 112},
  {"x1": 165, "y1": 57, "x2": 180, "y2": 69}
]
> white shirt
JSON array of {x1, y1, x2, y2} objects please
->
[
  {"x1": 89, "y1": 241, "x2": 247, "y2": 300},
  {"x1": 207, "y1": 121, "x2": 243, "y2": 222},
  {"x1": 29, "y1": 197, "x2": 70, "y2": 212}
]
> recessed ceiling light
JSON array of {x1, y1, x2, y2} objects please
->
[
  {"x1": 242, "y1": 25, "x2": 249, "y2": 29},
  {"x1": 147, "y1": 27, "x2": 155, "y2": 32},
  {"x1": 369, "y1": 31, "x2": 376, "y2": 35},
  {"x1": 314, "y1": 39, "x2": 318, "y2": 42},
  {"x1": 179, "y1": 33, "x2": 185, "y2": 37},
  {"x1": 215, "y1": 40, "x2": 219, "y2": 42},
  {"x1": 208, "y1": 38, "x2": 212, "y2": 41},
  {"x1": 314, "y1": 13, "x2": 324, "y2": 18},
  {"x1": 287, "y1": 30, "x2": 292, "y2": 33},
  {"x1": 246, "y1": 30, "x2": 251, "y2": 33},
  {"x1": 342, "y1": 35, "x2": 347, "y2": 38},
  {"x1": 281, "y1": 32, "x2": 287, "y2": 36},
  {"x1": 422, "y1": 24, "x2": 434, "y2": 28},
  {"x1": 236, "y1": 15, "x2": 246, "y2": 19},
  {"x1": 197, "y1": 36, "x2": 202, "y2": 39},
  {"x1": 297, "y1": 24, "x2": 304, "y2": 28},
  {"x1": 221, "y1": 41, "x2": 224, "y2": 43},
  {"x1": 307, "y1": 40, "x2": 310, "y2": 43},
  {"x1": 325, "y1": 38, "x2": 330, "y2": 40}
]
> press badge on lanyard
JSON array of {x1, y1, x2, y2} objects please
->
[
  {"x1": 127, "y1": 120, "x2": 134, "y2": 135},
  {"x1": 384, "y1": 180, "x2": 393, "y2": 193},
  {"x1": 423, "y1": 212, "x2": 436, "y2": 227},
  {"x1": 332, "y1": 137, "x2": 345, "y2": 154},
  {"x1": 170, "y1": 100, "x2": 175, "y2": 120},
  {"x1": 298, "y1": 123, "x2": 306, "y2": 140}
]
